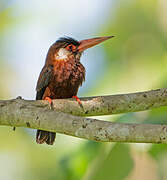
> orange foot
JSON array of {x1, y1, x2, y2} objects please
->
[
  {"x1": 44, "y1": 97, "x2": 52, "y2": 109},
  {"x1": 72, "y1": 96, "x2": 83, "y2": 109}
]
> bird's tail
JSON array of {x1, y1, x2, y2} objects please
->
[{"x1": 36, "y1": 130, "x2": 56, "y2": 145}]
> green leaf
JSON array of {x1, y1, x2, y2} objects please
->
[
  {"x1": 149, "y1": 144, "x2": 167, "y2": 160},
  {"x1": 86, "y1": 143, "x2": 134, "y2": 180}
]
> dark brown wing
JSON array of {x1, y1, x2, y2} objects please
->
[
  {"x1": 36, "y1": 65, "x2": 53, "y2": 100},
  {"x1": 36, "y1": 65, "x2": 56, "y2": 145}
]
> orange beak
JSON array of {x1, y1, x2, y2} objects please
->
[{"x1": 77, "y1": 36, "x2": 114, "y2": 52}]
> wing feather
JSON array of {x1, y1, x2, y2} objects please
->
[{"x1": 36, "y1": 65, "x2": 53, "y2": 100}]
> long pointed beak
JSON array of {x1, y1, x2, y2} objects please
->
[{"x1": 77, "y1": 36, "x2": 114, "y2": 52}]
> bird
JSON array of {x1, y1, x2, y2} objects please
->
[{"x1": 36, "y1": 35, "x2": 114, "y2": 145}]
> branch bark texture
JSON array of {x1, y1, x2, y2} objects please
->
[
  {"x1": 13, "y1": 88, "x2": 167, "y2": 116},
  {"x1": 0, "y1": 88, "x2": 167, "y2": 144}
]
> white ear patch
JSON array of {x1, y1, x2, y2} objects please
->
[{"x1": 55, "y1": 48, "x2": 70, "y2": 60}]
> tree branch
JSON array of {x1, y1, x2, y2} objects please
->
[
  {"x1": 6, "y1": 88, "x2": 166, "y2": 117},
  {"x1": 42, "y1": 88, "x2": 167, "y2": 116},
  {"x1": 0, "y1": 88, "x2": 167, "y2": 143},
  {"x1": 0, "y1": 97, "x2": 167, "y2": 143}
]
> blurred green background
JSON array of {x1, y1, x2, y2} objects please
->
[{"x1": 1, "y1": 0, "x2": 167, "y2": 179}]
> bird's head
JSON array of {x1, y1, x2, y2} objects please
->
[{"x1": 46, "y1": 36, "x2": 114, "y2": 64}]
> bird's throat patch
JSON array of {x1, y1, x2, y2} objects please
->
[{"x1": 55, "y1": 48, "x2": 70, "y2": 61}]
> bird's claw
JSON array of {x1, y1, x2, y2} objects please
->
[
  {"x1": 44, "y1": 97, "x2": 53, "y2": 109},
  {"x1": 72, "y1": 96, "x2": 83, "y2": 109}
]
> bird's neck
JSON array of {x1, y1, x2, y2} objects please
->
[{"x1": 45, "y1": 53, "x2": 81, "y2": 67}]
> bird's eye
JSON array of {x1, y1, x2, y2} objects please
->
[
  {"x1": 66, "y1": 44, "x2": 76, "y2": 52},
  {"x1": 68, "y1": 45, "x2": 73, "y2": 50}
]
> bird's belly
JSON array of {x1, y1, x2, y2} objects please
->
[
  {"x1": 53, "y1": 84, "x2": 78, "y2": 98},
  {"x1": 47, "y1": 61, "x2": 85, "y2": 99},
  {"x1": 49, "y1": 74, "x2": 84, "y2": 99}
]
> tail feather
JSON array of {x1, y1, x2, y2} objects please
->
[{"x1": 36, "y1": 130, "x2": 56, "y2": 145}]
